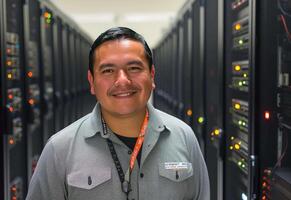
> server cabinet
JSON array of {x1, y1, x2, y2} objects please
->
[
  {"x1": 272, "y1": 0, "x2": 291, "y2": 198},
  {"x1": 23, "y1": 0, "x2": 42, "y2": 182},
  {"x1": 52, "y1": 16, "x2": 64, "y2": 132},
  {"x1": 61, "y1": 24, "x2": 71, "y2": 127},
  {"x1": 40, "y1": 5, "x2": 55, "y2": 142},
  {"x1": 224, "y1": 0, "x2": 278, "y2": 199},
  {"x1": 191, "y1": 0, "x2": 205, "y2": 151},
  {"x1": 68, "y1": 28, "x2": 77, "y2": 122},
  {"x1": 204, "y1": 0, "x2": 224, "y2": 199},
  {"x1": 181, "y1": 10, "x2": 193, "y2": 126},
  {"x1": 0, "y1": 0, "x2": 27, "y2": 199},
  {"x1": 75, "y1": 33, "x2": 82, "y2": 119}
]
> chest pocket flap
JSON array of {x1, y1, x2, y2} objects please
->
[
  {"x1": 159, "y1": 162, "x2": 193, "y2": 182},
  {"x1": 67, "y1": 167, "x2": 111, "y2": 190}
]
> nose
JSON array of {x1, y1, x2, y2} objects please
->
[{"x1": 114, "y1": 69, "x2": 131, "y2": 86}]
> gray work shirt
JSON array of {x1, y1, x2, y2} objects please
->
[{"x1": 26, "y1": 103, "x2": 210, "y2": 200}]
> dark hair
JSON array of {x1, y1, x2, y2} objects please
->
[{"x1": 89, "y1": 27, "x2": 153, "y2": 74}]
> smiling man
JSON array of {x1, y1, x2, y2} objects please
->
[{"x1": 26, "y1": 27, "x2": 210, "y2": 200}]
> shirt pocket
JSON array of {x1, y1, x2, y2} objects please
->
[
  {"x1": 158, "y1": 162, "x2": 193, "y2": 182},
  {"x1": 67, "y1": 167, "x2": 111, "y2": 190}
]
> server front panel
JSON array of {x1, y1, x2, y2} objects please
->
[{"x1": 1, "y1": 0, "x2": 27, "y2": 199}]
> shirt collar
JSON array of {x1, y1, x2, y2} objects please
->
[{"x1": 83, "y1": 102, "x2": 168, "y2": 139}]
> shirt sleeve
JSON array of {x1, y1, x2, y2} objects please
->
[
  {"x1": 26, "y1": 139, "x2": 67, "y2": 200},
  {"x1": 186, "y1": 129, "x2": 210, "y2": 200}
]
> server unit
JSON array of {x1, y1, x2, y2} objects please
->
[
  {"x1": 272, "y1": 0, "x2": 291, "y2": 198},
  {"x1": 52, "y1": 15, "x2": 64, "y2": 132},
  {"x1": 204, "y1": 0, "x2": 224, "y2": 199},
  {"x1": 191, "y1": 0, "x2": 205, "y2": 152},
  {"x1": 1, "y1": 0, "x2": 27, "y2": 199},
  {"x1": 40, "y1": 4, "x2": 55, "y2": 143},
  {"x1": 23, "y1": 0, "x2": 43, "y2": 182},
  {"x1": 224, "y1": 0, "x2": 278, "y2": 199}
]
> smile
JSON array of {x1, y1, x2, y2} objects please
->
[{"x1": 112, "y1": 91, "x2": 137, "y2": 97}]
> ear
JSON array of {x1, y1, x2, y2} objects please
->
[
  {"x1": 151, "y1": 65, "x2": 156, "y2": 89},
  {"x1": 87, "y1": 70, "x2": 96, "y2": 95}
]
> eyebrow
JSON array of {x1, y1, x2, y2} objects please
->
[
  {"x1": 98, "y1": 63, "x2": 116, "y2": 71},
  {"x1": 98, "y1": 60, "x2": 144, "y2": 70},
  {"x1": 127, "y1": 60, "x2": 144, "y2": 66}
]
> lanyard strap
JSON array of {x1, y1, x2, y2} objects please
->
[{"x1": 101, "y1": 110, "x2": 149, "y2": 197}]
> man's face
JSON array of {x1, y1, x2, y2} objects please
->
[{"x1": 88, "y1": 39, "x2": 155, "y2": 118}]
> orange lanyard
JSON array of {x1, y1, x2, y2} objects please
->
[{"x1": 129, "y1": 109, "x2": 149, "y2": 171}]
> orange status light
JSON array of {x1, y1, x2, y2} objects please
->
[
  {"x1": 12, "y1": 196, "x2": 17, "y2": 200},
  {"x1": 9, "y1": 138, "x2": 15, "y2": 145},
  {"x1": 8, "y1": 94, "x2": 13, "y2": 99},
  {"x1": 29, "y1": 99, "x2": 35, "y2": 105},
  {"x1": 11, "y1": 186, "x2": 17, "y2": 192},
  {"x1": 6, "y1": 48, "x2": 11, "y2": 54},
  {"x1": 28, "y1": 71, "x2": 33, "y2": 78},
  {"x1": 187, "y1": 109, "x2": 193, "y2": 116},
  {"x1": 9, "y1": 107, "x2": 14, "y2": 112},
  {"x1": 7, "y1": 60, "x2": 12, "y2": 66},
  {"x1": 44, "y1": 12, "x2": 51, "y2": 19},
  {"x1": 264, "y1": 111, "x2": 270, "y2": 120}
]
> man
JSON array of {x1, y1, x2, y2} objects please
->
[{"x1": 26, "y1": 27, "x2": 210, "y2": 200}]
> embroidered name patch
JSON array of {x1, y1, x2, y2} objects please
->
[{"x1": 164, "y1": 162, "x2": 190, "y2": 170}]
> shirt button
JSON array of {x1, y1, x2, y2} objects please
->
[
  {"x1": 128, "y1": 150, "x2": 132, "y2": 154},
  {"x1": 140, "y1": 173, "x2": 144, "y2": 178}
]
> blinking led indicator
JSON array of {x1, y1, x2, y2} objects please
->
[
  {"x1": 8, "y1": 94, "x2": 13, "y2": 99},
  {"x1": 7, "y1": 60, "x2": 12, "y2": 66},
  {"x1": 234, "y1": 65, "x2": 241, "y2": 71},
  {"x1": 234, "y1": 103, "x2": 241, "y2": 110},
  {"x1": 264, "y1": 111, "x2": 270, "y2": 120},
  {"x1": 9, "y1": 138, "x2": 15, "y2": 145},
  {"x1": 235, "y1": 23, "x2": 241, "y2": 31},
  {"x1": 6, "y1": 48, "x2": 11, "y2": 54},
  {"x1": 234, "y1": 143, "x2": 240, "y2": 150},
  {"x1": 9, "y1": 106, "x2": 14, "y2": 112},
  {"x1": 7, "y1": 73, "x2": 12, "y2": 79},
  {"x1": 29, "y1": 99, "x2": 35, "y2": 105},
  {"x1": 198, "y1": 117, "x2": 204, "y2": 124},
  {"x1": 187, "y1": 109, "x2": 193, "y2": 116},
  {"x1": 214, "y1": 129, "x2": 220, "y2": 136},
  {"x1": 239, "y1": 39, "x2": 244, "y2": 45},
  {"x1": 28, "y1": 71, "x2": 33, "y2": 78}
]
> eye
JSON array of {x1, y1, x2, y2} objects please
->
[
  {"x1": 128, "y1": 66, "x2": 142, "y2": 72},
  {"x1": 101, "y1": 68, "x2": 114, "y2": 74}
]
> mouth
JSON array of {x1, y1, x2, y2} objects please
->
[{"x1": 111, "y1": 91, "x2": 137, "y2": 97}]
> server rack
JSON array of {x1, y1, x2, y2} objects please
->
[
  {"x1": 204, "y1": 0, "x2": 224, "y2": 199},
  {"x1": 272, "y1": 0, "x2": 291, "y2": 198},
  {"x1": 61, "y1": 23, "x2": 71, "y2": 127},
  {"x1": 23, "y1": 0, "x2": 43, "y2": 183},
  {"x1": 69, "y1": 28, "x2": 77, "y2": 122},
  {"x1": 52, "y1": 16, "x2": 64, "y2": 132},
  {"x1": 191, "y1": 0, "x2": 205, "y2": 152},
  {"x1": 40, "y1": 4, "x2": 55, "y2": 143},
  {"x1": 75, "y1": 33, "x2": 82, "y2": 119},
  {"x1": 181, "y1": 10, "x2": 193, "y2": 126},
  {"x1": 224, "y1": 0, "x2": 278, "y2": 199},
  {"x1": 1, "y1": 0, "x2": 27, "y2": 199}
]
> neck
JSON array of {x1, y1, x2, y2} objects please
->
[{"x1": 101, "y1": 107, "x2": 147, "y2": 138}]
